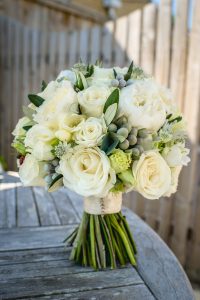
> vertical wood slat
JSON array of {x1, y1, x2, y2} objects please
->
[
  {"x1": 171, "y1": 0, "x2": 200, "y2": 265},
  {"x1": 126, "y1": 9, "x2": 142, "y2": 65},
  {"x1": 169, "y1": 0, "x2": 188, "y2": 110},
  {"x1": 90, "y1": 25, "x2": 101, "y2": 63},
  {"x1": 154, "y1": 0, "x2": 172, "y2": 85},
  {"x1": 101, "y1": 21, "x2": 114, "y2": 67},
  {"x1": 114, "y1": 16, "x2": 128, "y2": 66},
  {"x1": 140, "y1": 3, "x2": 158, "y2": 230}
]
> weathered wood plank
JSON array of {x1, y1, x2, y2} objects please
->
[
  {"x1": 17, "y1": 186, "x2": 39, "y2": 227},
  {"x1": 0, "y1": 267, "x2": 143, "y2": 299},
  {"x1": 33, "y1": 187, "x2": 61, "y2": 226},
  {"x1": 122, "y1": 207, "x2": 195, "y2": 300},
  {"x1": 51, "y1": 189, "x2": 80, "y2": 224},
  {"x1": 20, "y1": 284, "x2": 155, "y2": 300},
  {"x1": 0, "y1": 225, "x2": 75, "y2": 251}
]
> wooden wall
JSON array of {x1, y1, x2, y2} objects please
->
[{"x1": 0, "y1": 0, "x2": 200, "y2": 281}]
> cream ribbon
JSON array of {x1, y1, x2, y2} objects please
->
[{"x1": 84, "y1": 192, "x2": 122, "y2": 215}]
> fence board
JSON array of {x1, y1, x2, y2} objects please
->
[{"x1": 102, "y1": 21, "x2": 114, "y2": 67}]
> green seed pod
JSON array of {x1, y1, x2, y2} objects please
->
[
  {"x1": 119, "y1": 139, "x2": 129, "y2": 150},
  {"x1": 44, "y1": 175, "x2": 52, "y2": 184},
  {"x1": 122, "y1": 123, "x2": 131, "y2": 132},
  {"x1": 131, "y1": 148, "x2": 140, "y2": 157},
  {"x1": 117, "y1": 127, "x2": 129, "y2": 138},
  {"x1": 130, "y1": 127, "x2": 138, "y2": 136},
  {"x1": 52, "y1": 158, "x2": 59, "y2": 167},
  {"x1": 116, "y1": 116, "x2": 127, "y2": 126},
  {"x1": 108, "y1": 123, "x2": 117, "y2": 132},
  {"x1": 111, "y1": 79, "x2": 119, "y2": 87},
  {"x1": 138, "y1": 129, "x2": 148, "y2": 138},
  {"x1": 135, "y1": 144, "x2": 144, "y2": 153},
  {"x1": 128, "y1": 134, "x2": 137, "y2": 146},
  {"x1": 119, "y1": 79, "x2": 126, "y2": 88}
]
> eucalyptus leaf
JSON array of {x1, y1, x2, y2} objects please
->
[
  {"x1": 124, "y1": 61, "x2": 134, "y2": 81},
  {"x1": 104, "y1": 103, "x2": 118, "y2": 125},
  {"x1": 115, "y1": 134, "x2": 126, "y2": 143},
  {"x1": 101, "y1": 132, "x2": 119, "y2": 155},
  {"x1": 28, "y1": 94, "x2": 45, "y2": 107},
  {"x1": 103, "y1": 89, "x2": 119, "y2": 113},
  {"x1": 41, "y1": 80, "x2": 47, "y2": 91},
  {"x1": 113, "y1": 69, "x2": 117, "y2": 78}
]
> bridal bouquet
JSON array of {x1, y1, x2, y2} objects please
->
[{"x1": 12, "y1": 61, "x2": 190, "y2": 269}]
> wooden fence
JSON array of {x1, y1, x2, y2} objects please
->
[{"x1": 0, "y1": 0, "x2": 200, "y2": 281}]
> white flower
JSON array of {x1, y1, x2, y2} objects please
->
[
  {"x1": 164, "y1": 166, "x2": 182, "y2": 197},
  {"x1": 119, "y1": 80, "x2": 167, "y2": 131},
  {"x1": 19, "y1": 154, "x2": 46, "y2": 186},
  {"x1": 159, "y1": 86, "x2": 177, "y2": 114},
  {"x1": 74, "y1": 117, "x2": 107, "y2": 147},
  {"x1": 132, "y1": 150, "x2": 171, "y2": 199},
  {"x1": 59, "y1": 146, "x2": 116, "y2": 197},
  {"x1": 34, "y1": 80, "x2": 78, "y2": 127},
  {"x1": 78, "y1": 85, "x2": 111, "y2": 117},
  {"x1": 57, "y1": 69, "x2": 76, "y2": 85},
  {"x1": 90, "y1": 66, "x2": 128, "y2": 86},
  {"x1": 32, "y1": 141, "x2": 54, "y2": 161},
  {"x1": 12, "y1": 117, "x2": 30, "y2": 137},
  {"x1": 58, "y1": 113, "x2": 85, "y2": 133},
  {"x1": 162, "y1": 144, "x2": 190, "y2": 167},
  {"x1": 24, "y1": 124, "x2": 54, "y2": 149}
]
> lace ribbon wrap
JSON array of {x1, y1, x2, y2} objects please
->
[{"x1": 84, "y1": 193, "x2": 122, "y2": 215}]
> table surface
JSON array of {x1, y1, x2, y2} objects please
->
[{"x1": 0, "y1": 172, "x2": 195, "y2": 300}]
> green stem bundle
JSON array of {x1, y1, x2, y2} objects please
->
[{"x1": 64, "y1": 211, "x2": 137, "y2": 270}]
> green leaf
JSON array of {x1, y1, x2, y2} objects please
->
[
  {"x1": 115, "y1": 134, "x2": 126, "y2": 143},
  {"x1": 11, "y1": 141, "x2": 26, "y2": 155},
  {"x1": 79, "y1": 72, "x2": 88, "y2": 89},
  {"x1": 103, "y1": 89, "x2": 119, "y2": 113},
  {"x1": 124, "y1": 61, "x2": 134, "y2": 81},
  {"x1": 48, "y1": 174, "x2": 63, "y2": 191},
  {"x1": 41, "y1": 80, "x2": 47, "y2": 91},
  {"x1": 168, "y1": 116, "x2": 182, "y2": 124},
  {"x1": 113, "y1": 68, "x2": 117, "y2": 78},
  {"x1": 101, "y1": 132, "x2": 119, "y2": 155},
  {"x1": 28, "y1": 94, "x2": 45, "y2": 107},
  {"x1": 23, "y1": 125, "x2": 32, "y2": 131},
  {"x1": 85, "y1": 64, "x2": 94, "y2": 78},
  {"x1": 95, "y1": 59, "x2": 103, "y2": 67},
  {"x1": 104, "y1": 103, "x2": 118, "y2": 125}
]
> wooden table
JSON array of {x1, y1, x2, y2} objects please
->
[{"x1": 0, "y1": 172, "x2": 194, "y2": 300}]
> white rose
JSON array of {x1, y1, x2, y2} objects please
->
[
  {"x1": 119, "y1": 80, "x2": 167, "y2": 131},
  {"x1": 164, "y1": 166, "x2": 182, "y2": 197},
  {"x1": 90, "y1": 66, "x2": 128, "y2": 86},
  {"x1": 57, "y1": 69, "x2": 76, "y2": 85},
  {"x1": 32, "y1": 141, "x2": 54, "y2": 161},
  {"x1": 19, "y1": 154, "x2": 46, "y2": 186},
  {"x1": 34, "y1": 80, "x2": 78, "y2": 126},
  {"x1": 12, "y1": 117, "x2": 30, "y2": 137},
  {"x1": 78, "y1": 85, "x2": 111, "y2": 117},
  {"x1": 74, "y1": 117, "x2": 107, "y2": 147},
  {"x1": 59, "y1": 146, "x2": 116, "y2": 197},
  {"x1": 162, "y1": 144, "x2": 190, "y2": 167},
  {"x1": 132, "y1": 150, "x2": 171, "y2": 199},
  {"x1": 24, "y1": 124, "x2": 54, "y2": 149}
]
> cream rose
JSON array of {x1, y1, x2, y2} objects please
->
[
  {"x1": 33, "y1": 80, "x2": 78, "y2": 127},
  {"x1": 164, "y1": 166, "x2": 182, "y2": 197},
  {"x1": 78, "y1": 85, "x2": 111, "y2": 117},
  {"x1": 32, "y1": 141, "x2": 54, "y2": 161},
  {"x1": 59, "y1": 146, "x2": 116, "y2": 197},
  {"x1": 19, "y1": 154, "x2": 46, "y2": 186},
  {"x1": 12, "y1": 117, "x2": 30, "y2": 137},
  {"x1": 24, "y1": 124, "x2": 54, "y2": 149},
  {"x1": 74, "y1": 117, "x2": 106, "y2": 147},
  {"x1": 119, "y1": 80, "x2": 167, "y2": 131},
  {"x1": 162, "y1": 144, "x2": 190, "y2": 167},
  {"x1": 132, "y1": 151, "x2": 171, "y2": 199}
]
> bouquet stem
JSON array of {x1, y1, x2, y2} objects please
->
[{"x1": 64, "y1": 211, "x2": 137, "y2": 270}]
